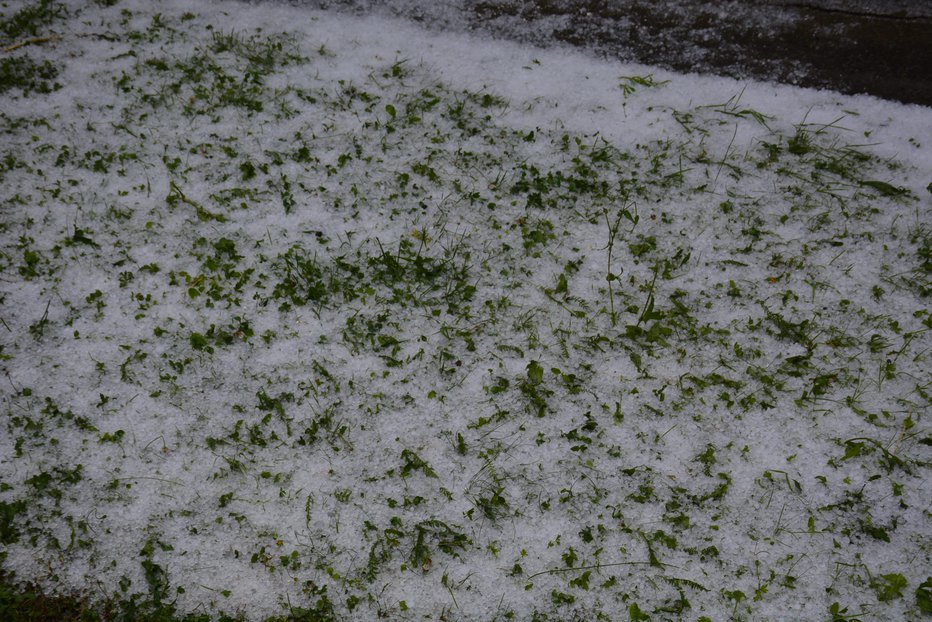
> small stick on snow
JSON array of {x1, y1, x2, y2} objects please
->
[{"x1": 1, "y1": 36, "x2": 58, "y2": 53}]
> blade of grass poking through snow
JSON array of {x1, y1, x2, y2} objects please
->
[{"x1": 0, "y1": 1, "x2": 929, "y2": 621}]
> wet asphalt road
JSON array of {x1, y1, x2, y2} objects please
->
[{"x1": 284, "y1": 0, "x2": 932, "y2": 106}]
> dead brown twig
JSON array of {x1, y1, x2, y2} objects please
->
[{"x1": 1, "y1": 36, "x2": 58, "y2": 54}]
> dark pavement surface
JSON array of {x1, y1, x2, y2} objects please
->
[{"x1": 288, "y1": 0, "x2": 932, "y2": 106}]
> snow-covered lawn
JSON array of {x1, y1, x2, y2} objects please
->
[{"x1": 1, "y1": 1, "x2": 930, "y2": 620}]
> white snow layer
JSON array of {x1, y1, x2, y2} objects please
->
[{"x1": 0, "y1": 0, "x2": 930, "y2": 620}]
